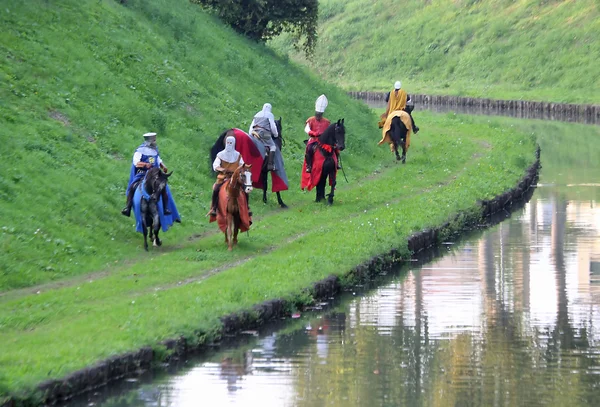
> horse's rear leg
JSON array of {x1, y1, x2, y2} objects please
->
[
  {"x1": 262, "y1": 167, "x2": 268, "y2": 204},
  {"x1": 276, "y1": 192, "x2": 288, "y2": 208},
  {"x1": 233, "y1": 216, "x2": 239, "y2": 246},
  {"x1": 153, "y1": 226, "x2": 161, "y2": 247},
  {"x1": 316, "y1": 176, "x2": 326, "y2": 202},
  {"x1": 401, "y1": 141, "x2": 407, "y2": 164},
  {"x1": 143, "y1": 225, "x2": 149, "y2": 251}
]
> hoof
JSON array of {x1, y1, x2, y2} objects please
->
[{"x1": 279, "y1": 203, "x2": 288, "y2": 209}]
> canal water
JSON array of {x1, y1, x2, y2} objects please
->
[{"x1": 67, "y1": 116, "x2": 600, "y2": 407}]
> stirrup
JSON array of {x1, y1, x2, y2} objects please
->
[{"x1": 305, "y1": 166, "x2": 312, "y2": 173}]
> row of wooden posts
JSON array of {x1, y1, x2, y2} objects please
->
[{"x1": 348, "y1": 91, "x2": 600, "y2": 125}]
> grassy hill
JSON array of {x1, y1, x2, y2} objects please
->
[
  {"x1": 0, "y1": 0, "x2": 542, "y2": 401},
  {"x1": 270, "y1": 0, "x2": 600, "y2": 104},
  {"x1": 0, "y1": 0, "x2": 383, "y2": 291}
]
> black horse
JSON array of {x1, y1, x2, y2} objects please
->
[
  {"x1": 139, "y1": 167, "x2": 172, "y2": 251},
  {"x1": 312, "y1": 119, "x2": 346, "y2": 205},
  {"x1": 390, "y1": 116, "x2": 409, "y2": 163}
]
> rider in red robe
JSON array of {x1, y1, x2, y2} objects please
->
[{"x1": 304, "y1": 94, "x2": 339, "y2": 173}]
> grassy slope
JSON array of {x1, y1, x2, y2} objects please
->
[
  {"x1": 0, "y1": 0, "x2": 540, "y2": 400},
  {"x1": 270, "y1": 0, "x2": 600, "y2": 104},
  {"x1": 0, "y1": 0, "x2": 381, "y2": 291}
]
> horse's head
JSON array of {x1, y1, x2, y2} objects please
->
[
  {"x1": 334, "y1": 118, "x2": 345, "y2": 151},
  {"x1": 230, "y1": 164, "x2": 253, "y2": 194},
  {"x1": 144, "y1": 167, "x2": 171, "y2": 201}
]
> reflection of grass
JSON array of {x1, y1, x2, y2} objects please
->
[
  {"x1": 271, "y1": 0, "x2": 600, "y2": 104},
  {"x1": 0, "y1": 106, "x2": 537, "y2": 399}
]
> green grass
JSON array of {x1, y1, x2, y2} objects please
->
[
  {"x1": 270, "y1": 0, "x2": 600, "y2": 104},
  {"x1": 0, "y1": 0, "x2": 384, "y2": 291},
  {"x1": 0, "y1": 109, "x2": 538, "y2": 399},
  {"x1": 0, "y1": 0, "x2": 542, "y2": 401}
]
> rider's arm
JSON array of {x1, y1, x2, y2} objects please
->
[
  {"x1": 133, "y1": 152, "x2": 142, "y2": 165},
  {"x1": 213, "y1": 156, "x2": 223, "y2": 172},
  {"x1": 133, "y1": 152, "x2": 151, "y2": 169},
  {"x1": 268, "y1": 116, "x2": 279, "y2": 137},
  {"x1": 239, "y1": 155, "x2": 245, "y2": 166}
]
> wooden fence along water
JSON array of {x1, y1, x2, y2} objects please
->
[{"x1": 349, "y1": 92, "x2": 600, "y2": 125}]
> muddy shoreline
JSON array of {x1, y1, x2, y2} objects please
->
[{"x1": 3, "y1": 148, "x2": 541, "y2": 407}]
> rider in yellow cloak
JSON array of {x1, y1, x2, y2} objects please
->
[{"x1": 378, "y1": 110, "x2": 413, "y2": 153}]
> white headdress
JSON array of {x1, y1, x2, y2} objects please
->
[
  {"x1": 394, "y1": 81, "x2": 402, "y2": 90},
  {"x1": 217, "y1": 135, "x2": 240, "y2": 163},
  {"x1": 315, "y1": 94, "x2": 328, "y2": 113},
  {"x1": 143, "y1": 132, "x2": 157, "y2": 139}
]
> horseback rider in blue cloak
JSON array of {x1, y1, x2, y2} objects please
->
[{"x1": 121, "y1": 132, "x2": 180, "y2": 225}]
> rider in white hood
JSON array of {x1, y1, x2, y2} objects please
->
[
  {"x1": 210, "y1": 135, "x2": 251, "y2": 217},
  {"x1": 250, "y1": 103, "x2": 279, "y2": 171}
]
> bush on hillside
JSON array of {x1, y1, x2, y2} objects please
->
[{"x1": 191, "y1": 0, "x2": 318, "y2": 57}]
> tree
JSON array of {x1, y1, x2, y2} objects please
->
[{"x1": 191, "y1": 0, "x2": 318, "y2": 58}]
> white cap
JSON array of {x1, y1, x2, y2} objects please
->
[
  {"x1": 315, "y1": 94, "x2": 328, "y2": 113},
  {"x1": 394, "y1": 81, "x2": 401, "y2": 90},
  {"x1": 143, "y1": 132, "x2": 157, "y2": 138}
]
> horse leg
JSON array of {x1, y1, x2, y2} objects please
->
[
  {"x1": 143, "y1": 223, "x2": 149, "y2": 252},
  {"x1": 276, "y1": 192, "x2": 287, "y2": 208},
  {"x1": 262, "y1": 166, "x2": 268, "y2": 204},
  {"x1": 226, "y1": 213, "x2": 234, "y2": 251},
  {"x1": 327, "y1": 171, "x2": 337, "y2": 205},
  {"x1": 316, "y1": 179, "x2": 324, "y2": 203},
  {"x1": 393, "y1": 141, "x2": 401, "y2": 161},
  {"x1": 154, "y1": 225, "x2": 161, "y2": 247},
  {"x1": 233, "y1": 215, "x2": 239, "y2": 246},
  {"x1": 401, "y1": 141, "x2": 407, "y2": 164}
]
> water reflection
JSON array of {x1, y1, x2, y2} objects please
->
[
  {"x1": 75, "y1": 187, "x2": 599, "y2": 407},
  {"x1": 70, "y1": 120, "x2": 600, "y2": 407}
]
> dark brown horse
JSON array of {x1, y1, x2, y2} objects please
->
[{"x1": 139, "y1": 167, "x2": 172, "y2": 251}]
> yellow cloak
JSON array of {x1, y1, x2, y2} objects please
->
[{"x1": 378, "y1": 110, "x2": 412, "y2": 152}]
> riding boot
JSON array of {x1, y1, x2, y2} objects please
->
[
  {"x1": 209, "y1": 188, "x2": 219, "y2": 217},
  {"x1": 409, "y1": 112, "x2": 419, "y2": 134},
  {"x1": 121, "y1": 186, "x2": 136, "y2": 217},
  {"x1": 161, "y1": 188, "x2": 172, "y2": 216},
  {"x1": 305, "y1": 145, "x2": 313, "y2": 173},
  {"x1": 267, "y1": 150, "x2": 276, "y2": 171}
]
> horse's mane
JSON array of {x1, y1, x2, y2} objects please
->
[{"x1": 319, "y1": 123, "x2": 338, "y2": 146}]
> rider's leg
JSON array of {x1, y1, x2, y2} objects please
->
[
  {"x1": 305, "y1": 143, "x2": 314, "y2": 173},
  {"x1": 161, "y1": 188, "x2": 172, "y2": 216},
  {"x1": 209, "y1": 183, "x2": 221, "y2": 216},
  {"x1": 121, "y1": 184, "x2": 137, "y2": 217},
  {"x1": 267, "y1": 146, "x2": 276, "y2": 171},
  {"x1": 406, "y1": 109, "x2": 419, "y2": 134}
]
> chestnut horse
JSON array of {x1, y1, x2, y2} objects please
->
[{"x1": 221, "y1": 164, "x2": 253, "y2": 250}]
